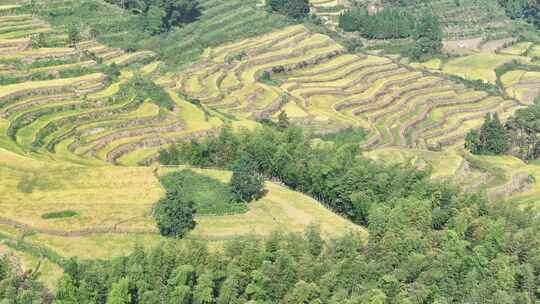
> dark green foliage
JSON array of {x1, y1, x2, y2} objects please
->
[
  {"x1": 131, "y1": 75, "x2": 175, "y2": 110},
  {"x1": 160, "y1": 170, "x2": 248, "y2": 215},
  {"x1": 465, "y1": 113, "x2": 511, "y2": 155},
  {"x1": 41, "y1": 210, "x2": 79, "y2": 219},
  {"x1": 339, "y1": 7, "x2": 415, "y2": 39},
  {"x1": 106, "y1": 278, "x2": 131, "y2": 304},
  {"x1": 30, "y1": 32, "x2": 47, "y2": 49},
  {"x1": 258, "y1": 71, "x2": 280, "y2": 86},
  {"x1": 161, "y1": 125, "x2": 432, "y2": 225},
  {"x1": 153, "y1": 188, "x2": 196, "y2": 237},
  {"x1": 106, "y1": 0, "x2": 201, "y2": 34},
  {"x1": 498, "y1": 0, "x2": 540, "y2": 28},
  {"x1": 505, "y1": 98, "x2": 540, "y2": 160},
  {"x1": 411, "y1": 11, "x2": 443, "y2": 60},
  {"x1": 230, "y1": 155, "x2": 265, "y2": 203},
  {"x1": 267, "y1": 0, "x2": 310, "y2": 19}
]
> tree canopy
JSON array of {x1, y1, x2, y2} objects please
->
[{"x1": 266, "y1": 0, "x2": 310, "y2": 19}]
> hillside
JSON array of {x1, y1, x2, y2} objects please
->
[{"x1": 0, "y1": 0, "x2": 538, "y2": 302}]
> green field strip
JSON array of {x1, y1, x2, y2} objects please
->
[
  {"x1": 29, "y1": 60, "x2": 96, "y2": 74},
  {"x1": 115, "y1": 146, "x2": 161, "y2": 166},
  {"x1": 78, "y1": 118, "x2": 184, "y2": 158},
  {"x1": 210, "y1": 25, "x2": 306, "y2": 62},
  {"x1": 409, "y1": 96, "x2": 507, "y2": 143}
]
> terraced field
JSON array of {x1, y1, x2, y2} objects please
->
[
  {"x1": 38, "y1": 0, "x2": 291, "y2": 67},
  {"x1": 0, "y1": 4, "x2": 364, "y2": 265},
  {"x1": 174, "y1": 25, "x2": 523, "y2": 149},
  {"x1": 364, "y1": 147, "x2": 540, "y2": 211},
  {"x1": 0, "y1": 5, "x2": 233, "y2": 166},
  {"x1": 0, "y1": 0, "x2": 537, "y2": 275}
]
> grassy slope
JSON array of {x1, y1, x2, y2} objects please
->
[
  {"x1": 36, "y1": 0, "x2": 291, "y2": 69},
  {"x1": 0, "y1": 148, "x2": 363, "y2": 260}
]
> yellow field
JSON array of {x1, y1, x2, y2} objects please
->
[
  {"x1": 442, "y1": 53, "x2": 529, "y2": 84},
  {"x1": 0, "y1": 147, "x2": 363, "y2": 260}
]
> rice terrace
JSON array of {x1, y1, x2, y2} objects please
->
[{"x1": 0, "y1": 0, "x2": 539, "y2": 302}]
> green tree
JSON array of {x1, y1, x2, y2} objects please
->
[
  {"x1": 411, "y1": 12, "x2": 443, "y2": 60},
  {"x1": 230, "y1": 155, "x2": 265, "y2": 203},
  {"x1": 67, "y1": 24, "x2": 81, "y2": 47},
  {"x1": 107, "y1": 278, "x2": 131, "y2": 304},
  {"x1": 267, "y1": 0, "x2": 310, "y2": 19},
  {"x1": 30, "y1": 33, "x2": 46, "y2": 49},
  {"x1": 465, "y1": 113, "x2": 511, "y2": 155},
  {"x1": 163, "y1": 0, "x2": 202, "y2": 30},
  {"x1": 305, "y1": 224, "x2": 324, "y2": 256},
  {"x1": 146, "y1": 5, "x2": 166, "y2": 35},
  {"x1": 153, "y1": 190, "x2": 196, "y2": 237},
  {"x1": 54, "y1": 275, "x2": 78, "y2": 304}
]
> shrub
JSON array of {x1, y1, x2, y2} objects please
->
[
  {"x1": 41, "y1": 210, "x2": 79, "y2": 219},
  {"x1": 153, "y1": 190, "x2": 196, "y2": 238},
  {"x1": 230, "y1": 155, "x2": 265, "y2": 203}
]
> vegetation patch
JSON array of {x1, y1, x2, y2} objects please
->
[
  {"x1": 41, "y1": 210, "x2": 78, "y2": 220},
  {"x1": 160, "y1": 169, "x2": 248, "y2": 215}
]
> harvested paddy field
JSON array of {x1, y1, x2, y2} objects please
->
[{"x1": 174, "y1": 25, "x2": 524, "y2": 150}]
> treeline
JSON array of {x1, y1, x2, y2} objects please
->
[
  {"x1": 338, "y1": 6, "x2": 443, "y2": 59},
  {"x1": 159, "y1": 125, "x2": 434, "y2": 226},
  {"x1": 465, "y1": 97, "x2": 540, "y2": 160},
  {"x1": 47, "y1": 180, "x2": 540, "y2": 303},
  {"x1": 104, "y1": 0, "x2": 201, "y2": 34},
  {"x1": 339, "y1": 7, "x2": 415, "y2": 39}
]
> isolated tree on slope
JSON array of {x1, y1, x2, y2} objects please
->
[
  {"x1": 153, "y1": 189, "x2": 196, "y2": 237},
  {"x1": 465, "y1": 113, "x2": 511, "y2": 155},
  {"x1": 230, "y1": 154, "x2": 265, "y2": 203}
]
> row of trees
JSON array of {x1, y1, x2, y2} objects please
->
[
  {"x1": 339, "y1": 7, "x2": 416, "y2": 39},
  {"x1": 105, "y1": 0, "x2": 201, "y2": 34},
  {"x1": 338, "y1": 7, "x2": 443, "y2": 59},
  {"x1": 465, "y1": 98, "x2": 540, "y2": 160},
  {"x1": 48, "y1": 171, "x2": 540, "y2": 303},
  {"x1": 160, "y1": 125, "x2": 445, "y2": 226}
]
